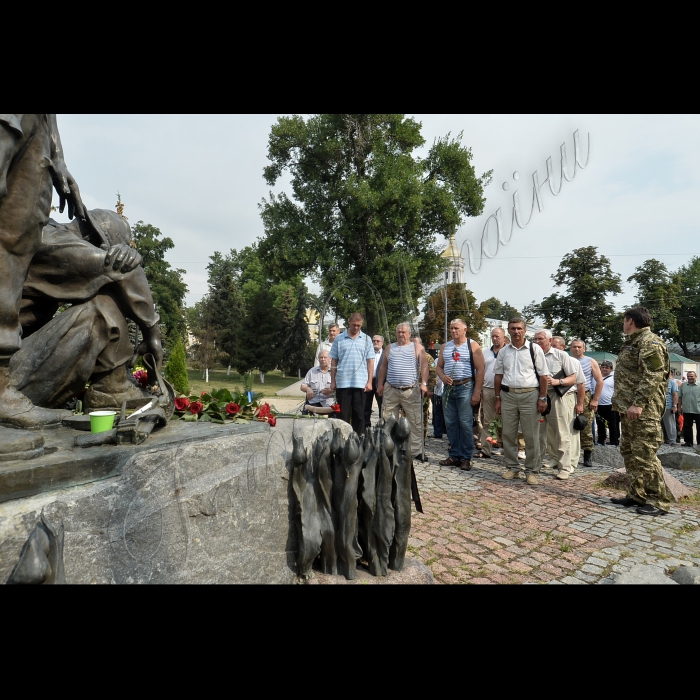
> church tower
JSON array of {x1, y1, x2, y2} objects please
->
[{"x1": 440, "y1": 234, "x2": 464, "y2": 284}]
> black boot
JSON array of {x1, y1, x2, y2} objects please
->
[{"x1": 583, "y1": 450, "x2": 593, "y2": 467}]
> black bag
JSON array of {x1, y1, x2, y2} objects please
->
[{"x1": 552, "y1": 369, "x2": 568, "y2": 397}]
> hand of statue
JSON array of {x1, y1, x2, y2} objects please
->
[
  {"x1": 49, "y1": 159, "x2": 86, "y2": 221},
  {"x1": 105, "y1": 244, "x2": 142, "y2": 273},
  {"x1": 131, "y1": 324, "x2": 163, "y2": 370}
]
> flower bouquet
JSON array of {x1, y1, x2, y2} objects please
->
[
  {"x1": 486, "y1": 416, "x2": 502, "y2": 446},
  {"x1": 172, "y1": 387, "x2": 277, "y2": 427}
]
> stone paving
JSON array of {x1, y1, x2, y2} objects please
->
[{"x1": 407, "y1": 436, "x2": 700, "y2": 584}]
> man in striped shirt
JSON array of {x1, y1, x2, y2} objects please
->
[
  {"x1": 330, "y1": 312, "x2": 374, "y2": 434},
  {"x1": 377, "y1": 323, "x2": 428, "y2": 458}
]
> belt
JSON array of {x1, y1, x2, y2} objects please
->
[
  {"x1": 387, "y1": 382, "x2": 416, "y2": 390},
  {"x1": 502, "y1": 386, "x2": 537, "y2": 393},
  {"x1": 451, "y1": 377, "x2": 473, "y2": 386}
]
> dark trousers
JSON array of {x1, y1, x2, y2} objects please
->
[
  {"x1": 432, "y1": 395, "x2": 445, "y2": 438},
  {"x1": 683, "y1": 412, "x2": 700, "y2": 445},
  {"x1": 596, "y1": 405, "x2": 620, "y2": 446},
  {"x1": 337, "y1": 387, "x2": 366, "y2": 435},
  {"x1": 364, "y1": 376, "x2": 383, "y2": 427}
]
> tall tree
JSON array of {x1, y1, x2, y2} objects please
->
[
  {"x1": 419, "y1": 283, "x2": 486, "y2": 344},
  {"x1": 478, "y1": 296, "x2": 520, "y2": 322},
  {"x1": 672, "y1": 256, "x2": 700, "y2": 356},
  {"x1": 205, "y1": 251, "x2": 245, "y2": 370},
  {"x1": 533, "y1": 246, "x2": 623, "y2": 352},
  {"x1": 131, "y1": 221, "x2": 188, "y2": 345},
  {"x1": 186, "y1": 300, "x2": 224, "y2": 380},
  {"x1": 281, "y1": 288, "x2": 312, "y2": 376},
  {"x1": 627, "y1": 259, "x2": 681, "y2": 340},
  {"x1": 235, "y1": 285, "x2": 282, "y2": 376},
  {"x1": 258, "y1": 114, "x2": 492, "y2": 335}
]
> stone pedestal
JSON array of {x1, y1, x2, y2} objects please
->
[{"x1": 0, "y1": 417, "x2": 350, "y2": 584}]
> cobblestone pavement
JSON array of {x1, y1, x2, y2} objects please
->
[{"x1": 407, "y1": 435, "x2": 700, "y2": 584}]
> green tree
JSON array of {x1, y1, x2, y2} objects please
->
[
  {"x1": 627, "y1": 259, "x2": 681, "y2": 340},
  {"x1": 163, "y1": 337, "x2": 190, "y2": 395},
  {"x1": 186, "y1": 299, "x2": 225, "y2": 381},
  {"x1": 280, "y1": 288, "x2": 311, "y2": 376},
  {"x1": 533, "y1": 246, "x2": 624, "y2": 352},
  {"x1": 672, "y1": 256, "x2": 700, "y2": 356},
  {"x1": 258, "y1": 114, "x2": 492, "y2": 335},
  {"x1": 131, "y1": 221, "x2": 188, "y2": 344},
  {"x1": 419, "y1": 283, "x2": 486, "y2": 344},
  {"x1": 478, "y1": 297, "x2": 521, "y2": 322},
  {"x1": 235, "y1": 285, "x2": 282, "y2": 376},
  {"x1": 205, "y1": 251, "x2": 245, "y2": 370}
]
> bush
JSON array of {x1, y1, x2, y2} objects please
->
[{"x1": 164, "y1": 338, "x2": 190, "y2": 396}]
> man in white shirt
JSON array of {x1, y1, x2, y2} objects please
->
[
  {"x1": 314, "y1": 323, "x2": 340, "y2": 366},
  {"x1": 595, "y1": 360, "x2": 619, "y2": 446},
  {"x1": 477, "y1": 327, "x2": 507, "y2": 458},
  {"x1": 301, "y1": 350, "x2": 335, "y2": 412},
  {"x1": 534, "y1": 330, "x2": 583, "y2": 480},
  {"x1": 494, "y1": 318, "x2": 550, "y2": 484},
  {"x1": 364, "y1": 334, "x2": 384, "y2": 427}
]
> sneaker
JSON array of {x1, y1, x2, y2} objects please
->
[
  {"x1": 526, "y1": 473, "x2": 538, "y2": 485},
  {"x1": 517, "y1": 450, "x2": 526, "y2": 460},
  {"x1": 636, "y1": 504, "x2": 669, "y2": 517},
  {"x1": 555, "y1": 470, "x2": 570, "y2": 480},
  {"x1": 502, "y1": 470, "x2": 518, "y2": 480}
]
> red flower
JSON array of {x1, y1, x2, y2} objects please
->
[
  {"x1": 225, "y1": 402, "x2": 241, "y2": 416},
  {"x1": 331, "y1": 403, "x2": 341, "y2": 413},
  {"x1": 453, "y1": 351, "x2": 461, "y2": 361},
  {"x1": 201, "y1": 391, "x2": 208, "y2": 397},
  {"x1": 189, "y1": 401, "x2": 204, "y2": 415},
  {"x1": 174, "y1": 397, "x2": 190, "y2": 411},
  {"x1": 268, "y1": 416, "x2": 277, "y2": 427},
  {"x1": 133, "y1": 369, "x2": 149, "y2": 387},
  {"x1": 257, "y1": 403, "x2": 271, "y2": 418}
]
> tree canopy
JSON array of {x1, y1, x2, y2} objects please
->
[
  {"x1": 525, "y1": 246, "x2": 623, "y2": 351},
  {"x1": 627, "y1": 259, "x2": 681, "y2": 341},
  {"x1": 478, "y1": 297, "x2": 521, "y2": 323},
  {"x1": 419, "y1": 283, "x2": 486, "y2": 344},
  {"x1": 131, "y1": 221, "x2": 188, "y2": 345},
  {"x1": 672, "y1": 256, "x2": 700, "y2": 356},
  {"x1": 258, "y1": 114, "x2": 492, "y2": 336}
]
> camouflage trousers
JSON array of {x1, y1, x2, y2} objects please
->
[
  {"x1": 580, "y1": 390, "x2": 595, "y2": 451},
  {"x1": 620, "y1": 415, "x2": 671, "y2": 512}
]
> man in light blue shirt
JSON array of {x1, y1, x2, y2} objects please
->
[{"x1": 330, "y1": 312, "x2": 374, "y2": 434}]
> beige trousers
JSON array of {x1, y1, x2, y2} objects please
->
[
  {"x1": 383, "y1": 383, "x2": 423, "y2": 454},
  {"x1": 501, "y1": 390, "x2": 541, "y2": 473},
  {"x1": 538, "y1": 390, "x2": 576, "y2": 473}
]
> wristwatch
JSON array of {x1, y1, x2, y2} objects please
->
[{"x1": 539, "y1": 396, "x2": 547, "y2": 402}]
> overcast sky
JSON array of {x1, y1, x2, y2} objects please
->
[{"x1": 51, "y1": 114, "x2": 699, "y2": 316}]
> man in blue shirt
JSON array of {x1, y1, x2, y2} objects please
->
[{"x1": 330, "y1": 312, "x2": 374, "y2": 434}]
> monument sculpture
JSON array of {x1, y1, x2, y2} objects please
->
[
  {"x1": 292, "y1": 416, "x2": 418, "y2": 580},
  {"x1": 0, "y1": 115, "x2": 170, "y2": 462}
]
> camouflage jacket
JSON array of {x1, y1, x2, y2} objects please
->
[
  {"x1": 612, "y1": 327, "x2": 669, "y2": 418},
  {"x1": 426, "y1": 353, "x2": 437, "y2": 392}
]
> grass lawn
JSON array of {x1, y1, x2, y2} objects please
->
[{"x1": 186, "y1": 368, "x2": 300, "y2": 398}]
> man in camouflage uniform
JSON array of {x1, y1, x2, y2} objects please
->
[{"x1": 611, "y1": 306, "x2": 672, "y2": 516}]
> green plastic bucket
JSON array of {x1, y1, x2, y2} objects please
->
[{"x1": 89, "y1": 410, "x2": 117, "y2": 433}]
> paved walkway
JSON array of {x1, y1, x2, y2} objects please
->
[{"x1": 408, "y1": 436, "x2": 700, "y2": 584}]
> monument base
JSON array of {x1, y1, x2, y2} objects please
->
[
  {"x1": 0, "y1": 417, "x2": 350, "y2": 584},
  {"x1": 304, "y1": 557, "x2": 434, "y2": 585}
]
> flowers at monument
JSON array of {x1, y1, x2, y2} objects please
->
[
  {"x1": 172, "y1": 387, "x2": 278, "y2": 426},
  {"x1": 331, "y1": 403, "x2": 341, "y2": 413},
  {"x1": 133, "y1": 369, "x2": 149, "y2": 387},
  {"x1": 174, "y1": 397, "x2": 190, "y2": 411}
]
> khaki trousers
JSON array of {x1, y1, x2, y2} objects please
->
[
  {"x1": 479, "y1": 387, "x2": 498, "y2": 456},
  {"x1": 501, "y1": 390, "x2": 541, "y2": 473},
  {"x1": 383, "y1": 383, "x2": 423, "y2": 455},
  {"x1": 538, "y1": 390, "x2": 576, "y2": 473}
]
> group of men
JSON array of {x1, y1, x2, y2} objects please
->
[
  {"x1": 662, "y1": 369, "x2": 700, "y2": 447},
  {"x1": 300, "y1": 313, "x2": 433, "y2": 461},
  {"x1": 430, "y1": 307, "x2": 675, "y2": 517},
  {"x1": 300, "y1": 305, "x2": 678, "y2": 518}
]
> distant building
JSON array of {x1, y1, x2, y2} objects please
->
[{"x1": 441, "y1": 234, "x2": 464, "y2": 285}]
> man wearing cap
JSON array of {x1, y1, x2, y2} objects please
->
[{"x1": 595, "y1": 360, "x2": 620, "y2": 447}]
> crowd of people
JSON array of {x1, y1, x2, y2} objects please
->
[{"x1": 301, "y1": 306, "x2": 696, "y2": 518}]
